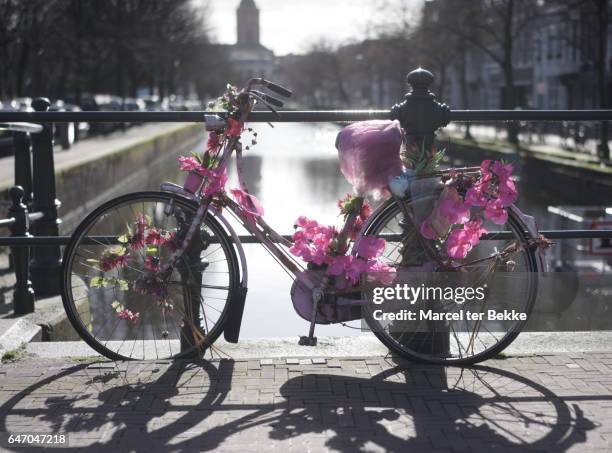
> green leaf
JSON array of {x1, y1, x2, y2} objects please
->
[
  {"x1": 90, "y1": 276, "x2": 105, "y2": 288},
  {"x1": 117, "y1": 234, "x2": 128, "y2": 244},
  {"x1": 117, "y1": 279, "x2": 129, "y2": 291},
  {"x1": 111, "y1": 300, "x2": 123, "y2": 312}
]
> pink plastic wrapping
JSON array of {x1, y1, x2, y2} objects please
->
[{"x1": 336, "y1": 120, "x2": 403, "y2": 198}]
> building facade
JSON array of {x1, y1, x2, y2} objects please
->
[
  {"x1": 226, "y1": 0, "x2": 275, "y2": 82},
  {"x1": 439, "y1": 0, "x2": 612, "y2": 110}
]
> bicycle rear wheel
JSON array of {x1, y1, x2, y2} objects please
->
[
  {"x1": 62, "y1": 191, "x2": 240, "y2": 360},
  {"x1": 362, "y1": 194, "x2": 539, "y2": 365}
]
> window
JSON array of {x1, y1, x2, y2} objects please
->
[
  {"x1": 546, "y1": 25, "x2": 553, "y2": 60},
  {"x1": 548, "y1": 78, "x2": 559, "y2": 109},
  {"x1": 571, "y1": 20, "x2": 578, "y2": 62}
]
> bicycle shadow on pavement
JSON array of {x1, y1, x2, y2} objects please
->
[{"x1": 0, "y1": 357, "x2": 601, "y2": 452}]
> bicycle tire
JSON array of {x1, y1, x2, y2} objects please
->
[
  {"x1": 361, "y1": 195, "x2": 539, "y2": 366},
  {"x1": 61, "y1": 191, "x2": 240, "y2": 361}
]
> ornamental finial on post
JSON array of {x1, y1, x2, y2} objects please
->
[{"x1": 390, "y1": 68, "x2": 450, "y2": 142}]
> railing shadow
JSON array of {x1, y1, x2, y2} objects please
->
[{"x1": 0, "y1": 358, "x2": 601, "y2": 452}]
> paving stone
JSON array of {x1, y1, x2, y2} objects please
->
[{"x1": 0, "y1": 353, "x2": 611, "y2": 451}]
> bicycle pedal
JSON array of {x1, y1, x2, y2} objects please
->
[{"x1": 298, "y1": 336, "x2": 317, "y2": 346}]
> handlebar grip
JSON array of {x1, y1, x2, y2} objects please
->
[{"x1": 264, "y1": 81, "x2": 292, "y2": 98}]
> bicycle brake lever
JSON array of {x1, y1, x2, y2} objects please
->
[
  {"x1": 249, "y1": 92, "x2": 281, "y2": 120},
  {"x1": 250, "y1": 90, "x2": 283, "y2": 108}
]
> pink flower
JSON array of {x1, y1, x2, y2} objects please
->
[
  {"x1": 350, "y1": 216, "x2": 364, "y2": 240},
  {"x1": 227, "y1": 118, "x2": 243, "y2": 137},
  {"x1": 497, "y1": 178, "x2": 517, "y2": 206},
  {"x1": 144, "y1": 255, "x2": 160, "y2": 273},
  {"x1": 484, "y1": 199, "x2": 508, "y2": 225},
  {"x1": 129, "y1": 232, "x2": 145, "y2": 251},
  {"x1": 438, "y1": 187, "x2": 471, "y2": 225},
  {"x1": 295, "y1": 216, "x2": 310, "y2": 228},
  {"x1": 356, "y1": 236, "x2": 385, "y2": 259},
  {"x1": 360, "y1": 202, "x2": 372, "y2": 219},
  {"x1": 118, "y1": 309, "x2": 140, "y2": 324},
  {"x1": 201, "y1": 167, "x2": 228, "y2": 197},
  {"x1": 100, "y1": 248, "x2": 128, "y2": 272},
  {"x1": 480, "y1": 160, "x2": 492, "y2": 174},
  {"x1": 128, "y1": 215, "x2": 148, "y2": 250},
  {"x1": 446, "y1": 218, "x2": 488, "y2": 259},
  {"x1": 161, "y1": 231, "x2": 178, "y2": 251},
  {"x1": 327, "y1": 255, "x2": 352, "y2": 276},
  {"x1": 367, "y1": 260, "x2": 396, "y2": 285},
  {"x1": 446, "y1": 229, "x2": 472, "y2": 259},
  {"x1": 346, "y1": 257, "x2": 368, "y2": 284},
  {"x1": 177, "y1": 156, "x2": 201, "y2": 172},
  {"x1": 290, "y1": 216, "x2": 335, "y2": 265},
  {"x1": 464, "y1": 218, "x2": 488, "y2": 244},
  {"x1": 420, "y1": 208, "x2": 452, "y2": 240},
  {"x1": 465, "y1": 183, "x2": 489, "y2": 207},
  {"x1": 289, "y1": 241, "x2": 313, "y2": 262},
  {"x1": 230, "y1": 188, "x2": 264, "y2": 219},
  {"x1": 492, "y1": 161, "x2": 513, "y2": 180},
  {"x1": 145, "y1": 228, "x2": 162, "y2": 245},
  {"x1": 420, "y1": 219, "x2": 437, "y2": 240}
]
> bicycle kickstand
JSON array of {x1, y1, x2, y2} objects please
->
[{"x1": 298, "y1": 287, "x2": 323, "y2": 346}]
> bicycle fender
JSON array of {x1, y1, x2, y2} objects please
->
[
  {"x1": 509, "y1": 205, "x2": 549, "y2": 273},
  {"x1": 208, "y1": 207, "x2": 249, "y2": 343}
]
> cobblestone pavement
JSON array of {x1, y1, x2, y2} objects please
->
[{"x1": 1, "y1": 353, "x2": 612, "y2": 452}]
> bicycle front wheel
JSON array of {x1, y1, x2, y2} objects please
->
[
  {"x1": 362, "y1": 194, "x2": 539, "y2": 365},
  {"x1": 62, "y1": 191, "x2": 240, "y2": 360}
]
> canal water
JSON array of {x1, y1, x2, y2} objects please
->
[{"x1": 141, "y1": 122, "x2": 610, "y2": 338}]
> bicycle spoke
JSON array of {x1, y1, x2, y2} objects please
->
[{"x1": 65, "y1": 194, "x2": 237, "y2": 360}]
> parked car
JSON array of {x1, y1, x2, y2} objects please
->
[
  {"x1": 66, "y1": 94, "x2": 123, "y2": 134},
  {"x1": 141, "y1": 95, "x2": 163, "y2": 112},
  {"x1": 50, "y1": 100, "x2": 89, "y2": 150},
  {"x1": 167, "y1": 96, "x2": 203, "y2": 111},
  {"x1": 0, "y1": 100, "x2": 14, "y2": 157},
  {"x1": 122, "y1": 98, "x2": 146, "y2": 126}
]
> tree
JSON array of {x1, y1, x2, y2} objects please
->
[
  {"x1": 0, "y1": 0, "x2": 224, "y2": 101},
  {"x1": 427, "y1": 0, "x2": 544, "y2": 144},
  {"x1": 557, "y1": 0, "x2": 610, "y2": 160}
]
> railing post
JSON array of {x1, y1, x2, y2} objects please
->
[
  {"x1": 391, "y1": 68, "x2": 451, "y2": 356},
  {"x1": 29, "y1": 97, "x2": 62, "y2": 297},
  {"x1": 12, "y1": 131, "x2": 33, "y2": 205},
  {"x1": 390, "y1": 68, "x2": 450, "y2": 149},
  {"x1": 8, "y1": 186, "x2": 35, "y2": 314}
]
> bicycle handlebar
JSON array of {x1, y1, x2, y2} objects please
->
[
  {"x1": 251, "y1": 90, "x2": 284, "y2": 108},
  {"x1": 262, "y1": 80, "x2": 292, "y2": 98}
]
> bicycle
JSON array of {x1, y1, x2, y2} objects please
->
[{"x1": 61, "y1": 79, "x2": 549, "y2": 365}]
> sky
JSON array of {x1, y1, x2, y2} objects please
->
[{"x1": 206, "y1": 0, "x2": 421, "y2": 56}]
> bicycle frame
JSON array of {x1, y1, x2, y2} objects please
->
[{"x1": 158, "y1": 80, "x2": 549, "y2": 348}]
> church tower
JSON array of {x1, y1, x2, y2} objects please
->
[{"x1": 237, "y1": 0, "x2": 260, "y2": 47}]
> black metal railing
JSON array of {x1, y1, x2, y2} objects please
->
[
  {"x1": 2, "y1": 108, "x2": 611, "y2": 124},
  {"x1": 0, "y1": 67, "x2": 611, "y2": 315}
]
